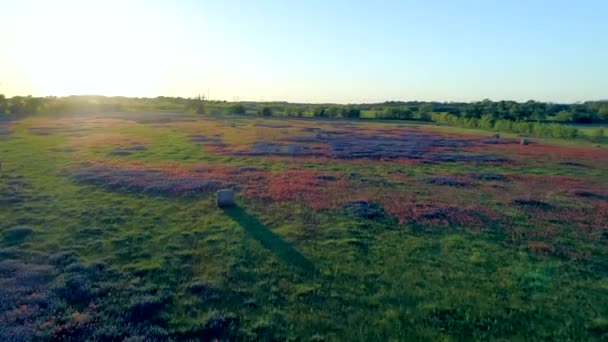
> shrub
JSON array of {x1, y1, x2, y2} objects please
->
[
  {"x1": 532, "y1": 122, "x2": 550, "y2": 137},
  {"x1": 493, "y1": 119, "x2": 512, "y2": 132},
  {"x1": 341, "y1": 107, "x2": 361, "y2": 119},
  {"x1": 431, "y1": 113, "x2": 580, "y2": 141},
  {"x1": 478, "y1": 115, "x2": 494, "y2": 129},
  {"x1": 259, "y1": 107, "x2": 272, "y2": 117},
  {"x1": 592, "y1": 128, "x2": 605, "y2": 142},
  {"x1": 49, "y1": 251, "x2": 78, "y2": 267},
  {"x1": 2, "y1": 226, "x2": 33, "y2": 243},
  {"x1": 202, "y1": 311, "x2": 239, "y2": 340},
  {"x1": 187, "y1": 281, "x2": 219, "y2": 298},
  {"x1": 228, "y1": 104, "x2": 246, "y2": 115},
  {"x1": 124, "y1": 295, "x2": 170, "y2": 323},
  {"x1": 53, "y1": 273, "x2": 93, "y2": 304},
  {"x1": 463, "y1": 118, "x2": 478, "y2": 128}
]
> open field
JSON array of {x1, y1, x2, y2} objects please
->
[{"x1": 1, "y1": 112, "x2": 608, "y2": 340}]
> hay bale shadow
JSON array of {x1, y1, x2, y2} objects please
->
[{"x1": 223, "y1": 206, "x2": 316, "y2": 276}]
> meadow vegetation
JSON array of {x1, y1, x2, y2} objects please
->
[
  {"x1": 1, "y1": 105, "x2": 608, "y2": 340},
  {"x1": 2, "y1": 94, "x2": 607, "y2": 144}
]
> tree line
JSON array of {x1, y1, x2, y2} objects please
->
[{"x1": 2, "y1": 95, "x2": 607, "y2": 124}]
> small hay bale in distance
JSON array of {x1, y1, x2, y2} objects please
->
[
  {"x1": 512, "y1": 198, "x2": 551, "y2": 209},
  {"x1": 216, "y1": 188, "x2": 235, "y2": 208},
  {"x1": 345, "y1": 200, "x2": 385, "y2": 219}
]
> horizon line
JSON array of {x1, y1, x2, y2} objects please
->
[{"x1": 2, "y1": 93, "x2": 607, "y2": 105}]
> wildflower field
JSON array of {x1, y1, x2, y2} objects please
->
[{"x1": 1, "y1": 111, "x2": 608, "y2": 340}]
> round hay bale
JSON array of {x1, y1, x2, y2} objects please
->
[{"x1": 216, "y1": 189, "x2": 235, "y2": 208}]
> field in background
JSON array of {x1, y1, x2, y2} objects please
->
[{"x1": 1, "y1": 112, "x2": 608, "y2": 340}]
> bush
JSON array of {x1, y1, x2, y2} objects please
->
[
  {"x1": 259, "y1": 107, "x2": 272, "y2": 117},
  {"x1": 478, "y1": 115, "x2": 494, "y2": 129},
  {"x1": 341, "y1": 107, "x2": 361, "y2": 119},
  {"x1": 49, "y1": 251, "x2": 78, "y2": 267},
  {"x1": 431, "y1": 113, "x2": 580, "y2": 141},
  {"x1": 311, "y1": 108, "x2": 327, "y2": 117},
  {"x1": 52, "y1": 273, "x2": 93, "y2": 304},
  {"x1": 532, "y1": 123, "x2": 550, "y2": 137},
  {"x1": 382, "y1": 107, "x2": 413, "y2": 120},
  {"x1": 592, "y1": 128, "x2": 605, "y2": 142},
  {"x1": 493, "y1": 119, "x2": 512, "y2": 132},
  {"x1": 2, "y1": 226, "x2": 33, "y2": 243},
  {"x1": 124, "y1": 295, "x2": 170, "y2": 323},
  {"x1": 228, "y1": 104, "x2": 246, "y2": 115}
]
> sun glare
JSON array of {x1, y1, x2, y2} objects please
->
[{"x1": 23, "y1": 3, "x2": 168, "y2": 97}]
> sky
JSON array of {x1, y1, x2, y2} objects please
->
[{"x1": 0, "y1": 0, "x2": 606, "y2": 103}]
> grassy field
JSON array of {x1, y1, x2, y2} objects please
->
[
  {"x1": 1, "y1": 112, "x2": 608, "y2": 340},
  {"x1": 565, "y1": 123, "x2": 608, "y2": 137}
]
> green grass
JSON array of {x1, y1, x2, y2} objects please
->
[{"x1": 1, "y1": 112, "x2": 608, "y2": 340}]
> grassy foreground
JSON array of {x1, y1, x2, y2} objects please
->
[{"x1": 1, "y1": 112, "x2": 608, "y2": 340}]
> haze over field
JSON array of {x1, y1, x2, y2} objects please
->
[{"x1": 1, "y1": 0, "x2": 607, "y2": 103}]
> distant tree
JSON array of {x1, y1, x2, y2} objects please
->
[
  {"x1": 228, "y1": 104, "x2": 246, "y2": 115},
  {"x1": 531, "y1": 108, "x2": 546, "y2": 122},
  {"x1": 8, "y1": 96, "x2": 41, "y2": 115},
  {"x1": 478, "y1": 115, "x2": 494, "y2": 129},
  {"x1": 508, "y1": 103, "x2": 524, "y2": 120},
  {"x1": 494, "y1": 119, "x2": 512, "y2": 132},
  {"x1": 569, "y1": 104, "x2": 593, "y2": 123},
  {"x1": 0, "y1": 94, "x2": 7, "y2": 114},
  {"x1": 341, "y1": 106, "x2": 361, "y2": 119},
  {"x1": 599, "y1": 104, "x2": 608, "y2": 121},
  {"x1": 313, "y1": 107, "x2": 327, "y2": 117},
  {"x1": 417, "y1": 103, "x2": 432, "y2": 121},
  {"x1": 398, "y1": 108, "x2": 413, "y2": 119},
  {"x1": 327, "y1": 106, "x2": 340, "y2": 118},
  {"x1": 382, "y1": 107, "x2": 412, "y2": 120},
  {"x1": 555, "y1": 110, "x2": 574, "y2": 122},
  {"x1": 382, "y1": 107, "x2": 398, "y2": 119},
  {"x1": 194, "y1": 95, "x2": 205, "y2": 114},
  {"x1": 463, "y1": 102, "x2": 483, "y2": 118},
  {"x1": 260, "y1": 107, "x2": 272, "y2": 117}
]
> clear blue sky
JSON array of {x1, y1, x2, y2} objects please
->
[{"x1": 0, "y1": 0, "x2": 606, "y2": 103}]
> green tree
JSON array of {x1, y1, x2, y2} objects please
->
[
  {"x1": 417, "y1": 103, "x2": 433, "y2": 121},
  {"x1": 531, "y1": 106, "x2": 547, "y2": 122},
  {"x1": 598, "y1": 105, "x2": 608, "y2": 120},
  {"x1": 327, "y1": 106, "x2": 341, "y2": 118},
  {"x1": 228, "y1": 104, "x2": 246, "y2": 115},
  {"x1": 532, "y1": 123, "x2": 550, "y2": 137},
  {"x1": 313, "y1": 107, "x2": 327, "y2": 117},
  {"x1": 555, "y1": 110, "x2": 574, "y2": 122},
  {"x1": 259, "y1": 107, "x2": 272, "y2": 117},
  {"x1": 494, "y1": 119, "x2": 512, "y2": 133},
  {"x1": 478, "y1": 115, "x2": 494, "y2": 129},
  {"x1": 382, "y1": 107, "x2": 398, "y2": 119},
  {"x1": 342, "y1": 107, "x2": 361, "y2": 119},
  {"x1": 464, "y1": 118, "x2": 479, "y2": 128},
  {"x1": 194, "y1": 95, "x2": 205, "y2": 114},
  {"x1": 0, "y1": 94, "x2": 7, "y2": 114}
]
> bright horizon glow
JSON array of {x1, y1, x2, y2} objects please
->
[{"x1": 1, "y1": 0, "x2": 607, "y2": 103}]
